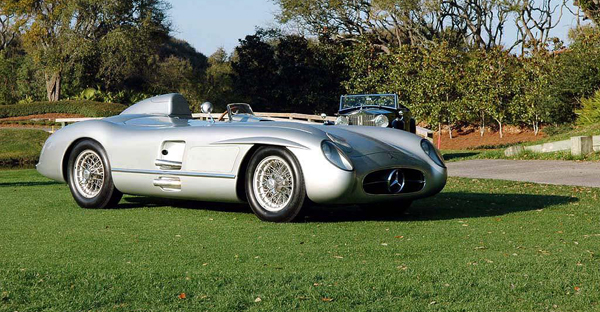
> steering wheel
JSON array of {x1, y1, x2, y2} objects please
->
[{"x1": 217, "y1": 111, "x2": 228, "y2": 121}]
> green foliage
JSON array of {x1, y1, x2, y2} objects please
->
[
  {"x1": 0, "y1": 100, "x2": 126, "y2": 118},
  {"x1": 552, "y1": 26, "x2": 600, "y2": 109},
  {"x1": 231, "y1": 30, "x2": 347, "y2": 114},
  {"x1": 576, "y1": 90, "x2": 600, "y2": 125},
  {"x1": 542, "y1": 124, "x2": 575, "y2": 137},
  {"x1": 202, "y1": 48, "x2": 236, "y2": 111},
  {"x1": 576, "y1": 0, "x2": 600, "y2": 24},
  {"x1": 344, "y1": 41, "x2": 577, "y2": 133}
]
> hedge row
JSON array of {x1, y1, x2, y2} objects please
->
[
  {"x1": 0, "y1": 129, "x2": 49, "y2": 168},
  {"x1": 0, "y1": 120, "x2": 61, "y2": 126},
  {"x1": 0, "y1": 100, "x2": 127, "y2": 118}
]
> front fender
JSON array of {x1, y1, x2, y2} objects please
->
[{"x1": 36, "y1": 120, "x2": 118, "y2": 182}]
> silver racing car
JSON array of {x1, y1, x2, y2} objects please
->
[{"x1": 37, "y1": 93, "x2": 447, "y2": 222}]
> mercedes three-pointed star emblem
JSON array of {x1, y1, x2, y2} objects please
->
[{"x1": 386, "y1": 169, "x2": 404, "y2": 194}]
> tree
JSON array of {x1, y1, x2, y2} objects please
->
[
  {"x1": 459, "y1": 48, "x2": 518, "y2": 138},
  {"x1": 410, "y1": 42, "x2": 463, "y2": 137},
  {"x1": 231, "y1": 32, "x2": 278, "y2": 110},
  {"x1": 512, "y1": 52, "x2": 563, "y2": 135},
  {"x1": 275, "y1": 0, "x2": 447, "y2": 53},
  {"x1": 203, "y1": 47, "x2": 235, "y2": 110},
  {"x1": 0, "y1": 0, "x2": 32, "y2": 51},
  {"x1": 575, "y1": 0, "x2": 600, "y2": 24},
  {"x1": 22, "y1": 0, "x2": 171, "y2": 101}
]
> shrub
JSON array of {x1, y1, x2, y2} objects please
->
[
  {"x1": 576, "y1": 90, "x2": 600, "y2": 125},
  {"x1": 0, "y1": 100, "x2": 126, "y2": 118},
  {"x1": 0, "y1": 129, "x2": 49, "y2": 167}
]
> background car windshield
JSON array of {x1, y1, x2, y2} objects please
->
[{"x1": 341, "y1": 95, "x2": 396, "y2": 110}]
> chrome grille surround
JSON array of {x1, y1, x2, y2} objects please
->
[
  {"x1": 363, "y1": 168, "x2": 425, "y2": 195},
  {"x1": 348, "y1": 114, "x2": 376, "y2": 126}
]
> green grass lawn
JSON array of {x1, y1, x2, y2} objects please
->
[
  {"x1": 0, "y1": 129, "x2": 49, "y2": 167},
  {"x1": 1, "y1": 170, "x2": 599, "y2": 311}
]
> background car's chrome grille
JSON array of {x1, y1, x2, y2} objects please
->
[{"x1": 348, "y1": 115, "x2": 376, "y2": 126}]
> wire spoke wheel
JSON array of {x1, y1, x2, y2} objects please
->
[
  {"x1": 253, "y1": 156, "x2": 294, "y2": 212},
  {"x1": 74, "y1": 149, "x2": 105, "y2": 198}
]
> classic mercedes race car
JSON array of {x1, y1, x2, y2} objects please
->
[
  {"x1": 37, "y1": 93, "x2": 447, "y2": 222},
  {"x1": 335, "y1": 94, "x2": 417, "y2": 133}
]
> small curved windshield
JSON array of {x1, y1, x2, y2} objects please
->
[
  {"x1": 340, "y1": 94, "x2": 397, "y2": 110},
  {"x1": 227, "y1": 103, "x2": 254, "y2": 116}
]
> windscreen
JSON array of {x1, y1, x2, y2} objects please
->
[
  {"x1": 340, "y1": 94, "x2": 397, "y2": 110},
  {"x1": 228, "y1": 103, "x2": 254, "y2": 116}
]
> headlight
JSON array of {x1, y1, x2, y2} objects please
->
[
  {"x1": 321, "y1": 140, "x2": 353, "y2": 171},
  {"x1": 335, "y1": 116, "x2": 349, "y2": 125},
  {"x1": 374, "y1": 115, "x2": 389, "y2": 127},
  {"x1": 421, "y1": 139, "x2": 445, "y2": 168}
]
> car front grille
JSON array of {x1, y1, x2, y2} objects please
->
[
  {"x1": 348, "y1": 115, "x2": 376, "y2": 126},
  {"x1": 363, "y1": 168, "x2": 425, "y2": 195}
]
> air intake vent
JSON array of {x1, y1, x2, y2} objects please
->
[{"x1": 363, "y1": 169, "x2": 425, "y2": 195}]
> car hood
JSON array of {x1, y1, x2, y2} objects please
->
[
  {"x1": 216, "y1": 121, "x2": 418, "y2": 158},
  {"x1": 105, "y1": 114, "x2": 419, "y2": 158}
]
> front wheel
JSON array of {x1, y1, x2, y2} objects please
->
[
  {"x1": 245, "y1": 147, "x2": 306, "y2": 222},
  {"x1": 67, "y1": 139, "x2": 122, "y2": 208}
]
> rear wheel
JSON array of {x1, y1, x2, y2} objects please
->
[
  {"x1": 67, "y1": 140, "x2": 122, "y2": 208},
  {"x1": 245, "y1": 147, "x2": 306, "y2": 222}
]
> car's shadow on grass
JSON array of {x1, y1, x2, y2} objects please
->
[
  {"x1": 118, "y1": 191, "x2": 577, "y2": 222},
  {"x1": 303, "y1": 192, "x2": 577, "y2": 222},
  {"x1": 0, "y1": 181, "x2": 62, "y2": 187},
  {"x1": 119, "y1": 196, "x2": 252, "y2": 214}
]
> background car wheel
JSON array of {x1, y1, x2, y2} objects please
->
[
  {"x1": 361, "y1": 200, "x2": 413, "y2": 216},
  {"x1": 67, "y1": 139, "x2": 122, "y2": 208},
  {"x1": 245, "y1": 146, "x2": 306, "y2": 222}
]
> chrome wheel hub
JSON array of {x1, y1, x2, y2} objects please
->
[
  {"x1": 253, "y1": 156, "x2": 294, "y2": 212},
  {"x1": 74, "y1": 149, "x2": 104, "y2": 198}
]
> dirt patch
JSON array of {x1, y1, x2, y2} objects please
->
[
  {"x1": 0, "y1": 113, "x2": 84, "y2": 121},
  {"x1": 434, "y1": 126, "x2": 545, "y2": 150}
]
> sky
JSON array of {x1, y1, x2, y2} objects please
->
[
  {"x1": 168, "y1": 0, "x2": 279, "y2": 56},
  {"x1": 168, "y1": 0, "x2": 585, "y2": 57}
]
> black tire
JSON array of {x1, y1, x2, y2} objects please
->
[
  {"x1": 67, "y1": 139, "x2": 122, "y2": 208},
  {"x1": 361, "y1": 200, "x2": 413, "y2": 216},
  {"x1": 245, "y1": 146, "x2": 306, "y2": 222}
]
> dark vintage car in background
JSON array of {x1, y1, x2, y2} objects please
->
[{"x1": 334, "y1": 94, "x2": 416, "y2": 134}]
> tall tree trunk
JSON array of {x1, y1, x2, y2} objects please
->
[
  {"x1": 480, "y1": 112, "x2": 485, "y2": 137},
  {"x1": 448, "y1": 124, "x2": 453, "y2": 139},
  {"x1": 437, "y1": 124, "x2": 442, "y2": 149},
  {"x1": 496, "y1": 119, "x2": 503, "y2": 138},
  {"x1": 45, "y1": 71, "x2": 61, "y2": 102}
]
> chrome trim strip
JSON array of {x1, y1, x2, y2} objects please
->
[
  {"x1": 155, "y1": 159, "x2": 183, "y2": 167},
  {"x1": 112, "y1": 168, "x2": 236, "y2": 179}
]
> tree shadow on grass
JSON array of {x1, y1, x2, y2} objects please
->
[
  {"x1": 0, "y1": 181, "x2": 61, "y2": 187},
  {"x1": 116, "y1": 192, "x2": 576, "y2": 223},
  {"x1": 300, "y1": 192, "x2": 577, "y2": 223}
]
